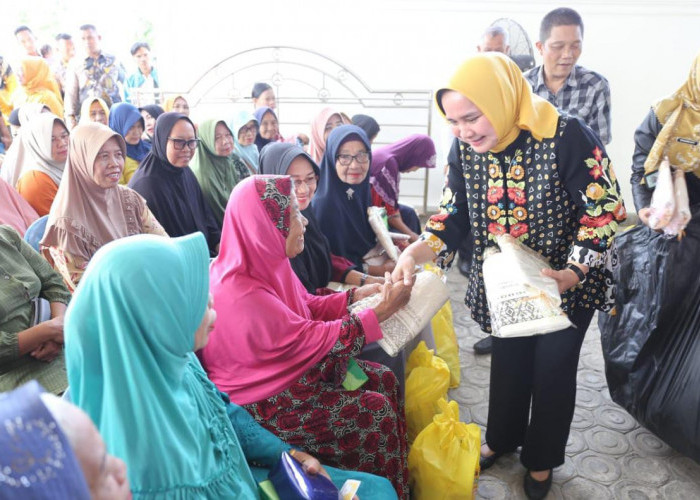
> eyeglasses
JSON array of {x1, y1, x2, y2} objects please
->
[
  {"x1": 292, "y1": 176, "x2": 318, "y2": 191},
  {"x1": 239, "y1": 124, "x2": 257, "y2": 135},
  {"x1": 214, "y1": 133, "x2": 234, "y2": 144},
  {"x1": 336, "y1": 152, "x2": 370, "y2": 166},
  {"x1": 168, "y1": 137, "x2": 201, "y2": 150}
]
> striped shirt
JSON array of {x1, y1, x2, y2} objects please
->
[{"x1": 524, "y1": 64, "x2": 611, "y2": 145}]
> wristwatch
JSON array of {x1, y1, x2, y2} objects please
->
[{"x1": 566, "y1": 263, "x2": 586, "y2": 283}]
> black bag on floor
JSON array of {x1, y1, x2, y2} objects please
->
[{"x1": 599, "y1": 205, "x2": 700, "y2": 463}]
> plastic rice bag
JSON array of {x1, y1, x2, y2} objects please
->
[
  {"x1": 483, "y1": 235, "x2": 572, "y2": 338},
  {"x1": 349, "y1": 271, "x2": 449, "y2": 356},
  {"x1": 647, "y1": 158, "x2": 675, "y2": 230},
  {"x1": 368, "y1": 206, "x2": 399, "y2": 261},
  {"x1": 663, "y1": 168, "x2": 691, "y2": 238}
]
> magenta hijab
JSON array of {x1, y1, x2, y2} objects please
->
[
  {"x1": 370, "y1": 133, "x2": 437, "y2": 207},
  {"x1": 200, "y1": 175, "x2": 342, "y2": 404}
]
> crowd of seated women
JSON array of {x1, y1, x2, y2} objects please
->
[{"x1": 0, "y1": 76, "x2": 438, "y2": 498}]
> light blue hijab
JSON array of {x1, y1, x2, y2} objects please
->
[
  {"x1": 229, "y1": 110, "x2": 259, "y2": 173},
  {"x1": 65, "y1": 233, "x2": 258, "y2": 499}
]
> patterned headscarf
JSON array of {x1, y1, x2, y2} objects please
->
[{"x1": 644, "y1": 52, "x2": 700, "y2": 176}]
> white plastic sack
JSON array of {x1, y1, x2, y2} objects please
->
[
  {"x1": 663, "y1": 168, "x2": 691, "y2": 238},
  {"x1": 648, "y1": 158, "x2": 675, "y2": 230},
  {"x1": 349, "y1": 271, "x2": 449, "y2": 356},
  {"x1": 483, "y1": 235, "x2": 573, "y2": 338}
]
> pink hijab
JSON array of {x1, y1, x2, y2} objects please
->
[
  {"x1": 307, "y1": 107, "x2": 351, "y2": 164},
  {"x1": 201, "y1": 176, "x2": 346, "y2": 404},
  {"x1": 0, "y1": 177, "x2": 38, "y2": 235}
]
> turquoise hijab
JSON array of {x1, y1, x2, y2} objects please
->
[
  {"x1": 229, "y1": 110, "x2": 259, "y2": 173},
  {"x1": 65, "y1": 233, "x2": 258, "y2": 499}
]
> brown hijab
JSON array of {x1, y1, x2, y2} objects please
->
[{"x1": 41, "y1": 123, "x2": 146, "y2": 261}]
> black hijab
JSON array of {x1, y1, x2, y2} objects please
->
[
  {"x1": 139, "y1": 104, "x2": 165, "y2": 142},
  {"x1": 351, "y1": 114, "x2": 380, "y2": 142},
  {"x1": 259, "y1": 142, "x2": 334, "y2": 292},
  {"x1": 128, "y1": 112, "x2": 221, "y2": 256},
  {"x1": 253, "y1": 106, "x2": 278, "y2": 151}
]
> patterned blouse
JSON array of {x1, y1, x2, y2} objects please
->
[
  {"x1": 423, "y1": 116, "x2": 626, "y2": 333},
  {"x1": 48, "y1": 206, "x2": 167, "y2": 293}
]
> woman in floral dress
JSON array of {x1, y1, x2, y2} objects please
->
[
  {"x1": 200, "y1": 175, "x2": 411, "y2": 498},
  {"x1": 392, "y1": 53, "x2": 626, "y2": 499}
]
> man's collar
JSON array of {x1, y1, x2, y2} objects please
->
[{"x1": 538, "y1": 65, "x2": 580, "y2": 94}]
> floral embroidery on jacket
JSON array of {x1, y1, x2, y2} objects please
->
[
  {"x1": 484, "y1": 150, "x2": 530, "y2": 242},
  {"x1": 577, "y1": 146, "x2": 627, "y2": 249}
]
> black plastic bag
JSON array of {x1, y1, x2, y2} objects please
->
[{"x1": 599, "y1": 204, "x2": 700, "y2": 463}]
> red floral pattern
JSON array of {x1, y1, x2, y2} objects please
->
[
  {"x1": 244, "y1": 316, "x2": 408, "y2": 499},
  {"x1": 255, "y1": 176, "x2": 292, "y2": 237}
]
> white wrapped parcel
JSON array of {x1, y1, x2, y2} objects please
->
[{"x1": 483, "y1": 234, "x2": 573, "y2": 338}]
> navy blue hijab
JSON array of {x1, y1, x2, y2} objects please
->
[
  {"x1": 253, "y1": 106, "x2": 278, "y2": 151},
  {"x1": 311, "y1": 125, "x2": 375, "y2": 266},
  {"x1": 108, "y1": 102, "x2": 151, "y2": 161},
  {"x1": 128, "y1": 112, "x2": 221, "y2": 256}
]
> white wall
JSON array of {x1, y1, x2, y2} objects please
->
[{"x1": 4, "y1": 0, "x2": 700, "y2": 210}]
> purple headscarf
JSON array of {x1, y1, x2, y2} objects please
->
[{"x1": 369, "y1": 134, "x2": 436, "y2": 208}]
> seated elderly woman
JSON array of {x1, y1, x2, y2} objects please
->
[
  {"x1": 78, "y1": 96, "x2": 109, "y2": 126},
  {"x1": 108, "y1": 102, "x2": 151, "y2": 184},
  {"x1": 312, "y1": 125, "x2": 397, "y2": 276},
  {"x1": 230, "y1": 110, "x2": 260, "y2": 174},
  {"x1": 0, "y1": 381, "x2": 131, "y2": 499},
  {"x1": 308, "y1": 107, "x2": 351, "y2": 163},
  {"x1": 0, "y1": 176, "x2": 38, "y2": 235},
  {"x1": 15, "y1": 113, "x2": 69, "y2": 216},
  {"x1": 0, "y1": 225, "x2": 70, "y2": 395},
  {"x1": 200, "y1": 175, "x2": 412, "y2": 498},
  {"x1": 370, "y1": 134, "x2": 437, "y2": 242},
  {"x1": 41, "y1": 123, "x2": 166, "y2": 292},
  {"x1": 129, "y1": 112, "x2": 220, "y2": 256},
  {"x1": 65, "y1": 232, "x2": 397, "y2": 499},
  {"x1": 191, "y1": 118, "x2": 250, "y2": 228},
  {"x1": 254, "y1": 106, "x2": 283, "y2": 151}
]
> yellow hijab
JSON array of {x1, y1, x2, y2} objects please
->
[
  {"x1": 435, "y1": 53, "x2": 559, "y2": 153},
  {"x1": 79, "y1": 97, "x2": 110, "y2": 125},
  {"x1": 644, "y1": 52, "x2": 700, "y2": 177}
]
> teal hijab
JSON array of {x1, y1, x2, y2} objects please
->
[
  {"x1": 229, "y1": 110, "x2": 260, "y2": 173},
  {"x1": 65, "y1": 233, "x2": 258, "y2": 499}
]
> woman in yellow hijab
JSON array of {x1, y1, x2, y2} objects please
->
[
  {"x1": 393, "y1": 53, "x2": 625, "y2": 500},
  {"x1": 631, "y1": 51, "x2": 700, "y2": 213},
  {"x1": 18, "y1": 58, "x2": 63, "y2": 118}
]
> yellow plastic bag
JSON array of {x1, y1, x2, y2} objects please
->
[
  {"x1": 424, "y1": 264, "x2": 461, "y2": 388},
  {"x1": 408, "y1": 399, "x2": 481, "y2": 500},
  {"x1": 405, "y1": 341, "x2": 450, "y2": 442},
  {"x1": 431, "y1": 300, "x2": 461, "y2": 388}
]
